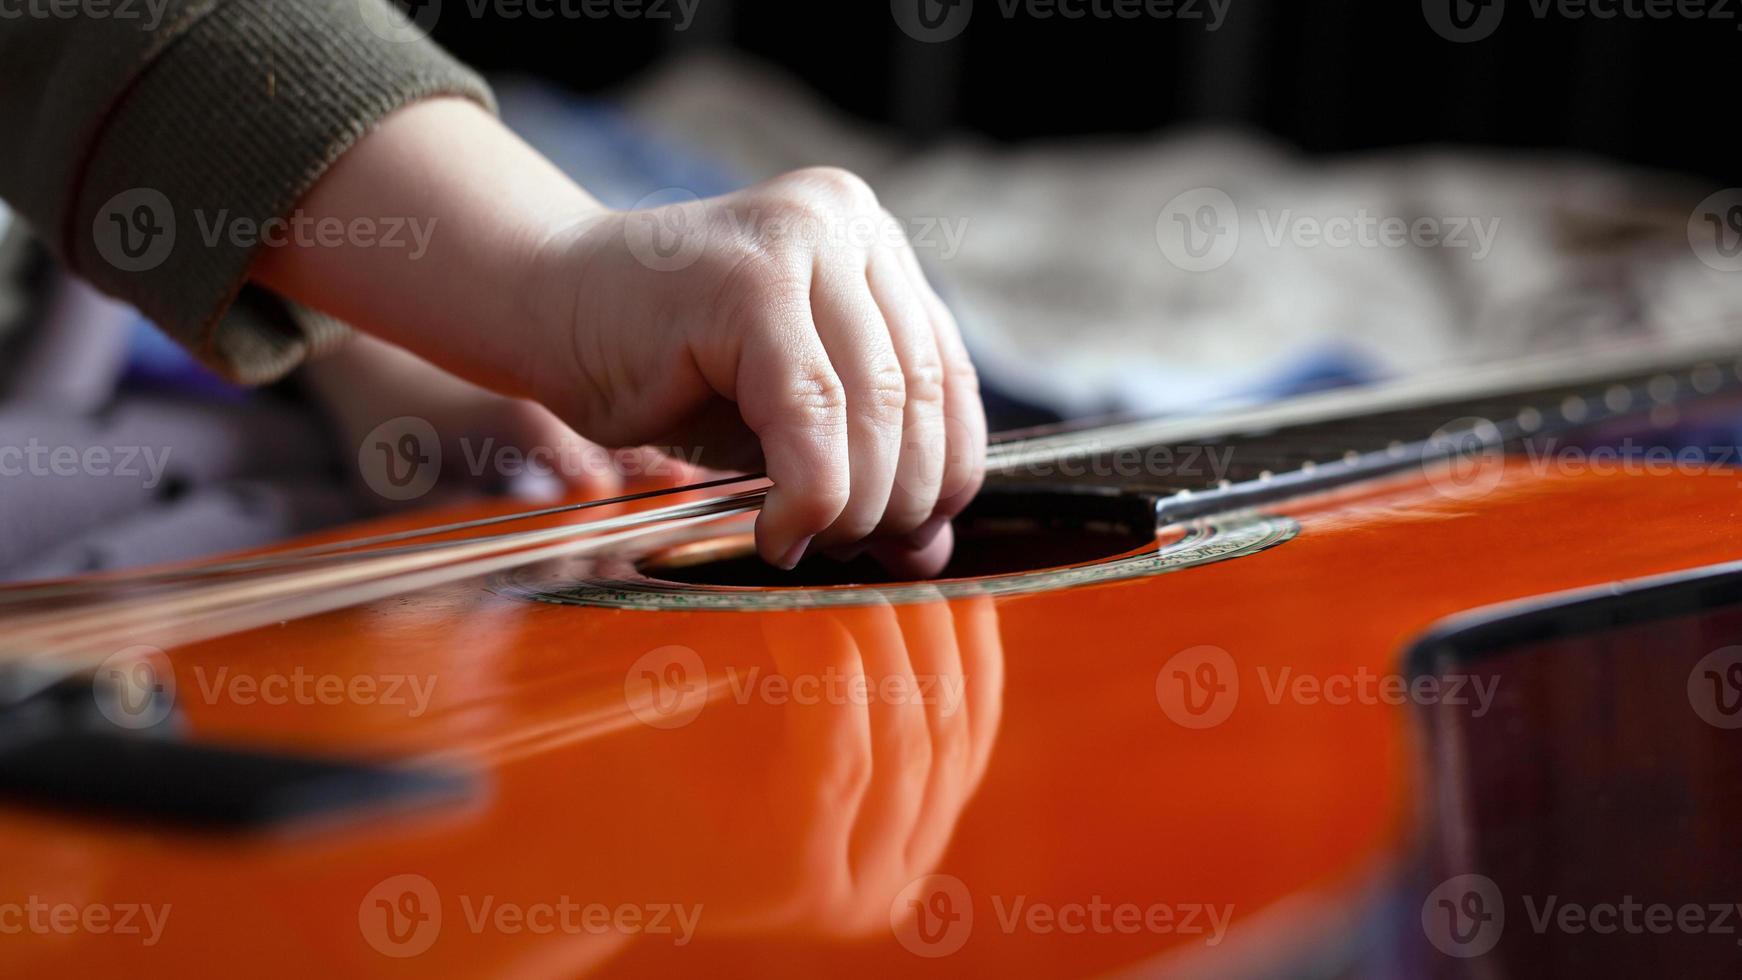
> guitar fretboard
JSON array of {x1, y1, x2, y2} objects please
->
[{"x1": 987, "y1": 335, "x2": 1742, "y2": 523}]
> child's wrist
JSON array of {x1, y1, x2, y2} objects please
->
[
  {"x1": 253, "y1": 97, "x2": 605, "y2": 400},
  {"x1": 519, "y1": 207, "x2": 619, "y2": 419}
]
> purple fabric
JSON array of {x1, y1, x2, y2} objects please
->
[{"x1": 0, "y1": 393, "x2": 352, "y2": 581}]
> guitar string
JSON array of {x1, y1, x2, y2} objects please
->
[
  {"x1": 0, "y1": 428, "x2": 1105, "y2": 676},
  {"x1": 0, "y1": 509, "x2": 753, "y2": 704},
  {"x1": 0, "y1": 415, "x2": 1130, "y2": 606},
  {"x1": 9, "y1": 323, "x2": 1742, "y2": 683},
  {"x1": 1, "y1": 490, "x2": 769, "y2": 645},
  {"x1": 0, "y1": 372, "x2": 1724, "y2": 643},
  {"x1": 0, "y1": 366, "x2": 1719, "y2": 645},
  {"x1": 8, "y1": 322, "x2": 1738, "y2": 605},
  {"x1": 0, "y1": 473, "x2": 769, "y2": 606}
]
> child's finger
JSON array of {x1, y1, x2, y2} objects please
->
[
  {"x1": 732, "y1": 297, "x2": 853, "y2": 569},
  {"x1": 867, "y1": 243, "x2": 947, "y2": 539},
  {"x1": 892, "y1": 238, "x2": 987, "y2": 517},
  {"x1": 807, "y1": 258, "x2": 904, "y2": 550}
]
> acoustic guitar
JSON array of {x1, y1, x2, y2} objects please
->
[{"x1": 2, "y1": 329, "x2": 1740, "y2": 977}]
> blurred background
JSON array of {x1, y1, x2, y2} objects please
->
[
  {"x1": 442, "y1": 0, "x2": 1739, "y2": 176},
  {"x1": 429, "y1": 0, "x2": 1742, "y2": 420}
]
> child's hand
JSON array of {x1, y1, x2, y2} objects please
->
[
  {"x1": 253, "y1": 99, "x2": 985, "y2": 575},
  {"x1": 529, "y1": 169, "x2": 986, "y2": 573}
]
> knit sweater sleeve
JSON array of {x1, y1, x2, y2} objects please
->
[{"x1": 0, "y1": 0, "x2": 495, "y2": 383}]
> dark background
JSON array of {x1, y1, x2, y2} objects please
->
[{"x1": 430, "y1": 0, "x2": 1741, "y2": 187}]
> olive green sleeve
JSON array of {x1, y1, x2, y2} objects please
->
[{"x1": 0, "y1": 0, "x2": 495, "y2": 383}]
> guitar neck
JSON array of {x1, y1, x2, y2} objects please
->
[{"x1": 989, "y1": 326, "x2": 1742, "y2": 522}]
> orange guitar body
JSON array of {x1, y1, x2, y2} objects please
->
[{"x1": 7, "y1": 453, "x2": 1742, "y2": 977}]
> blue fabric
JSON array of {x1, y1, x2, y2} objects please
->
[{"x1": 121, "y1": 315, "x2": 246, "y2": 400}]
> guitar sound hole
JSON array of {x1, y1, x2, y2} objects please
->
[{"x1": 642, "y1": 490, "x2": 1159, "y2": 588}]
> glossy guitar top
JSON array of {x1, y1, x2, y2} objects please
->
[{"x1": 6, "y1": 449, "x2": 1742, "y2": 977}]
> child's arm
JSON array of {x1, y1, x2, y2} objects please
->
[{"x1": 253, "y1": 98, "x2": 986, "y2": 574}]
